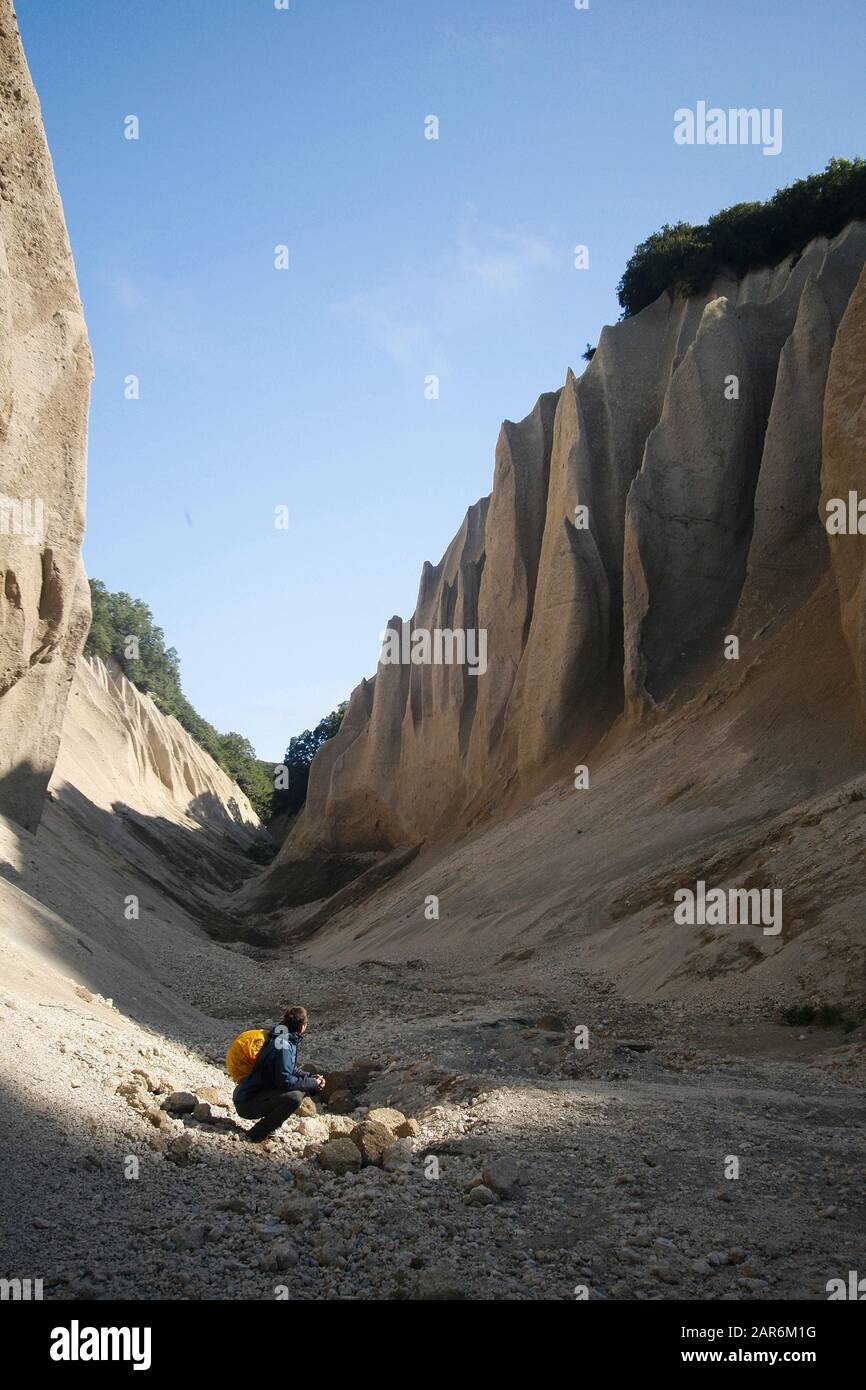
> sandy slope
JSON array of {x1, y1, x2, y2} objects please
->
[
  {"x1": 1, "y1": 646, "x2": 864, "y2": 1301},
  {"x1": 248, "y1": 576, "x2": 866, "y2": 1019}
]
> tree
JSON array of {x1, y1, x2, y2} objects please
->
[
  {"x1": 83, "y1": 580, "x2": 273, "y2": 821},
  {"x1": 617, "y1": 158, "x2": 866, "y2": 317},
  {"x1": 271, "y1": 703, "x2": 348, "y2": 819}
]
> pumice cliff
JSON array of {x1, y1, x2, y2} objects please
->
[
  {"x1": 0, "y1": 0, "x2": 92, "y2": 831},
  {"x1": 266, "y1": 221, "x2": 866, "y2": 906}
]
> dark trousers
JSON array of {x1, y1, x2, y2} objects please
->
[{"x1": 234, "y1": 1087, "x2": 304, "y2": 1142}]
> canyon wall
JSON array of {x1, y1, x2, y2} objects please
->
[
  {"x1": 822, "y1": 258, "x2": 866, "y2": 705},
  {"x1": 276, "y1": 223, "x2": 866, "y2": 887},
  {"x1": 0, "y1": 655, "x2": 264, "y2": 1034},
  {"x1": 0, "y1": 0, "x2": 92, "y2": 832},
  {"x1": 53, "y1": 655, "x2": 261, "y2": 842}
]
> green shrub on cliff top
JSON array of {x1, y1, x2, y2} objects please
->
[{"x1": 617, "y1": 157, "x2": 866, "y2": 317}]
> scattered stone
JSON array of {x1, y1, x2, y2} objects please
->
[
  {"x1": 165, "y1": 1133, "x2": 197, "y2": 1165},
  {"x1": 131, "y1": 1068, "x2": 160, "y2": 1093},
  {"x1": 213, "y1": 1198, "x2": 248, "y2": 1214},
  {"x1": 619, "y1": 1247, "x2": 643, "y2": 1265},
  {"x1": 170, "y1": 1223, "x2": 211, "y2": 1250},
  {"x1": 382, "y1": 1138, "x2": 413, "y2": 1172},
  {"x1": 412, "y1": 1267, "x2": 466, "y2": 1300},
  {"x1": 260, "y1": 1242, "x2": 297, "y2": 1272},
  {"x1": 116, "y1": 1080, "x2": 151, "y2": 1114},
  {"x1": 296, "y1": 1096, "x2": 318, "y2": 1118},
  {"x1": 314, "y1": 1236, "x2": 351, "y2": 1268},
  {"x1": 193, "y1": 1102, "x2": 213, "y2": 1123}
]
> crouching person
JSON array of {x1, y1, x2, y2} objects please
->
[{"x1": 229, "y1": 1004, "x2": 324, "y2": 1147}]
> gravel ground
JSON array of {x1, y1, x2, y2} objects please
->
[{"x1": 2, "y1": 945, "x2": 863, "y2": 1301}]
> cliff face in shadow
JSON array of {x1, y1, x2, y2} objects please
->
[
  {"x1": 0, "y1": 0, "x2": 92, "y2": 831},
  {"x1": 267, "y1": 224, "x2": 866, "y2": 898}
]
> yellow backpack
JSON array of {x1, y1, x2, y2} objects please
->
[{"x1": 226, "y1": 1028, "x2": 267, "y2": 1083}]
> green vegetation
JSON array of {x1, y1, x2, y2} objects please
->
[
  {"x1": 84, "y1": 580, "x2": 273, "y2": 821},
  {"x1": 780, "y1": 1002, "x2": 861, "y2": 1033},
  {"x1": 617, "y1": 157, "x2": 866, "y2": 318},
  {"x1": 271, "y1": 703, "x2": 348, "y2": 821}
]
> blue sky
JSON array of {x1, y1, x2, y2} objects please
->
[{"x1": 17, "y1": 0, "x2": 866, "y2": 761}]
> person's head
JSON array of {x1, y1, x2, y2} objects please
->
[{"x1": 282, "y1": 1004, "x2": 308, "y2": 1036}]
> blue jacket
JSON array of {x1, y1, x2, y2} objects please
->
[{"x1": 234, "y1": 1028, "x2": 319, "y2": 1102}]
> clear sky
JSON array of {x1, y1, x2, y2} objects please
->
[{"x1": 16, "y1": 0, "x2": 866, "y2": 761}]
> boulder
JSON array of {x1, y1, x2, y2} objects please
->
[
  {"x1": 481, "y1": 1157, "x2": 520, "y2": 1199},
  {"x1": 325, "y1": 1115, "x2": 356, "y2": 1138},
  {"x1": 365, "y1": 1107, "x2": 405, "y2": 1132},
  {"x1": 327, "y1": 1089, "x2": 355, "y2": 1114},
  {"x1": 296, "y1": 1116, "x2": 329, "y2": 1144},
  {"x1": 350, "y1": 1120, "x2": 395, "y2": 1167},
  {"x1": 344, "y1": 1057, "x2": 382, "y2": 1092},
  {"x1": 317, "y1": 1138, "x2": 362, "y2": 1176},
  {"x1": 321, "y1": 1071, "x2": 351, "y2": 1101},
  {"x1": 161, "y1": 1091, "x2": 198, "y2": 1115},
  {"x1": 196, "y1": 1085, "x2": 228, "y2": 1108},
  {"x1": 394, "y1": 1118, "x2": 421, "y2": 1139}
]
